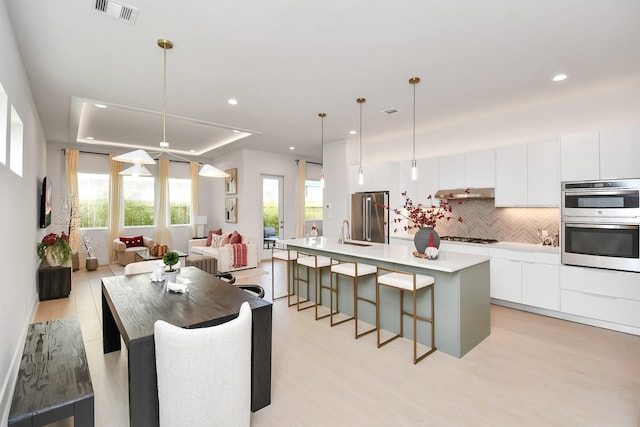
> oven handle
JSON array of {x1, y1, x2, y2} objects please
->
[
  {"x1": 564, "y1": 190, "x2": 638, "y2": 197},
  {"x1": 564, "y1": 223, "x2": 638, "y2": 230}
]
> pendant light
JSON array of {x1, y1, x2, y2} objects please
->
[
  {"x1": 409, "y1": 77, "x2": 420, "y2": 181},
  {"x1": 319, "y1": 112, "x2": 326, "y2": 188},
  {"x1": 357, "y1": 98, "x2": 365, "y2": 185},
  {"x1": 114, "y1": 39, "x2": 227, "y2": 178}
]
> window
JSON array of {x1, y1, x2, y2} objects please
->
[
  {"x1": 0, "y1": 82, "x2": 7, "y2": 165},
  {"x1": 123, "y1": 176, "x2": 155, "y2": 226},
  {"x1": 305, "y1": 180, "x2": 322, "y2": 220},
  {"x1": 169, "y1": 178, "x2": 191, "y2": 225},
  {"x1": 78, "y1": 173, "x2": 109, "y2": 228},
  {"x1": 9, "y1": 105, "x2": 23, "y2": 176}
]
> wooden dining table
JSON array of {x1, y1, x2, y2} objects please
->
[{"x1": 101, "y1": 266, "x2": 272, "y2": 427}]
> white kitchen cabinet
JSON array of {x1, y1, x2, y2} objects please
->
[
  {"x1": 522, "y1": 261, "x2": 559, "y2": 310},
  {"x1": 437, "y1": 154, "x2": 464, "y2": 189},
  {"x1": 496, "y1": 140, "x2": 560, "y2": 207},
  {"x1": 416, "y1": 157, "x2": 439, "y2": 200},
  {"x1": 527, "y1": 139, "x2": 560, "y2": 206},
  {"x1": 599, "y1": 125, "x2": 640, "y2": 179},
  {"x1": 465, "y1": 149, "x2": 495, "y2": 188},
  {"x1": 495, "y1": 144, "x2": 527, "y2": 206},
  {"x1": 490, "y1": 257, "x2": 522, "y2": 302},
  {"x1": 438, "y1": 150, "x2": 495, "y2": 190},
  {"x1": 560, "y1": 131, "x2": 599, "y2": 181},
  {"x1": 560, "y1": 265, "x2": 640, "y2": 328}
]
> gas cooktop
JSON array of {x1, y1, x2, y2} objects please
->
[{"x1": 440, "y1": 236, "x2": 499, "y2": 244}]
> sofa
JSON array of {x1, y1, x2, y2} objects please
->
[
  {"x1": 188, "y1": 231, "x2": 257, "y2": 273},
  {"x1": 113, "y1": 236, "x2": 156, "y2": 266}
]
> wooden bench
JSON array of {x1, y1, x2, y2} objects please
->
[{"x1": 8, "y1": 317, "x2": 94, "y2": 427}]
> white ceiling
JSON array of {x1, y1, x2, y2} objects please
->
[{"x1": 5, "y1": 0, "x2": 640, "y2": 163}]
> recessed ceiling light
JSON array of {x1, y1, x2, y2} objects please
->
[
  {"x1": 349, "y1": 130, "x2": 357, "y2": 135},
  {"x1": 95, "y1": 104, "x2": 107, "y2": 109},
  {"x1": 86, "y1": 136, "x2": 95, "y2": 140},
  {"x1": 289, "y1": 146, "x2": 295, "y2": 150},
  {"x1": 552, "y1": 74, "x2": 568, "y2": 82},
  {"x1": 232, "y1": 129, "x2": 240, "y2": 133},
  {"x1": 189, "y1": 149, "x2": 196, "y2": 153},
  {"x1": 228, "y1": 99, "x2": 238, "y2": 105}
]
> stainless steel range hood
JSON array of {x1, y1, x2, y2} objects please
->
[{"x1": 435, "y1": 188, "x2": 495, "y2": 199}]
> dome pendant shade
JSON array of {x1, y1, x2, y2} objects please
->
[
  {"x1": 199, "y1": 164, "x2": 229, "y2": 177},
  {"x1": 113, "y1": 149, "x2": 156, "y2": 165}
]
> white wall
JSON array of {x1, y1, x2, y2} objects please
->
[{"x1": 0, "y1": 0, "x2": 48, "y2": 421}]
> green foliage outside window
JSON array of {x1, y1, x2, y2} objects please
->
[
  {"x1": 123, "y1": 200, "x2": 155, "y2": 226},
  {"x1": 263, "y1": 202, "x2": 279, "y2": 232},
  {"x1": 170, "y1": 202, "x2": 190, "y2": 225}
]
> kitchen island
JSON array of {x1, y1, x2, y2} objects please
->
[{"x1": 280, "y1": 237, "x2": 491, "y2": 358}]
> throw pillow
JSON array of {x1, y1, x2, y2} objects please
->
[
  {"x1": 120, "y1": 235, "x2": 144, "y2": 248},
  {"x1": 229, "y1": 231, "x2": 242, "y2": 245},
  {"x1": 210, "y1": 234, "x2": 224, "y2": 248},
  {"x1": 219, "y1": 233, "x2": 231, "y2": 247},
  {"x1": 206, "y1": 229, "x2": 223, "y2": 246}
]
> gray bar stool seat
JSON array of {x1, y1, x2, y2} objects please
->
[
  {"x1": 330, "y1": 260, "x2": 378, "y2": 338},
  {"x1": 376, "y1": 267, "x2": 436, "y2": 364}
]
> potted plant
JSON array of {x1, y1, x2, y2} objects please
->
[
  {"x1": 37, "y1": 232, "x2": 72, "y2": 267},
  {"x1": 162, "y1": 251, "x2": 180, "y2": 282}
]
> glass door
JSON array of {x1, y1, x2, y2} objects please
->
[{"x1": 262, "y1": 175, "x2": 284, "y2": 259}]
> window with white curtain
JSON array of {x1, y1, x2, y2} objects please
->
[
  {"x1": 123, "y1": 175, "x2": 155, "y2": 226},
  {"x1": 169, "y1": 178, "x2": 191, "y2": 225},
  {"x1": 78, "y1": 173, "x2": 109, "y2": 228}
]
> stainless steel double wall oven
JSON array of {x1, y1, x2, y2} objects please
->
[{"x1": 561, "y1": 179, "x2": 640, "y2": 272}]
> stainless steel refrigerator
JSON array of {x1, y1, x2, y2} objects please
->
[{"x1": 351, "y1": 191, "x2": 389, "y2": 243}]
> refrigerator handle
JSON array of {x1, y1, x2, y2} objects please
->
[{"x1": 365, "y1": 196, "x2": 371, "y2": 241}]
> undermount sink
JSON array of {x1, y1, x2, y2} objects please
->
[{"x1": 341, "y1": 240, "x2": 373, "y2": 247}]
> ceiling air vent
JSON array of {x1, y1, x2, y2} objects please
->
[
  {"x1": 94, "y1": 0, "x2": 139, "y2": 24},
  {"x1": 382, "y1": 108, "x2": 401, "y2": 115}
]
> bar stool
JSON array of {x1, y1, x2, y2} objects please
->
[
  {"x1": 330, "y1": 259, "x2": 377, "y2": 338},
  {"x1": 376, "y1": 267, "x2": 436, "y2": 364},
  {"x1": 296, "y1": 253, "x2": 334, "y2": 318},
  {"x1": 271, "y1": 246, "x2": 297, "y2": 303}
]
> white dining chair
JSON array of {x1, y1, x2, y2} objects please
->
[
  {"x1": 154, "y1": 302, "x2": 252, "y2": 427},
  {"x1": 123, "y1": 260, "x2": 164, "y2": 275}
]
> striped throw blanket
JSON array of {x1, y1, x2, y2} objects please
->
[{"x1": 231, "y1": 243, "x2": 247, "y2": 268}]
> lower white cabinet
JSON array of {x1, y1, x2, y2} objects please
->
[
  {"x1": 560, "y1": 265, "x2": 640, "y2": 328},
  {"x1": 490, "y1": 248, "x2": 560, "y2": 309},
  {"x1": 522, "y1": 261, "x2": 559, "y2": 310},
  {"x1": 490, "y1": 258, "x2": 521, "y2": 302}
]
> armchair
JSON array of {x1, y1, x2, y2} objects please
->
[{"x1": 113, "y1": 236, "x2": 156, "y2": 266}]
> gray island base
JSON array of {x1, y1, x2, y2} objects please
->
[{"x1": 281, "y1": 237, "x2": 491, "y2": 358}]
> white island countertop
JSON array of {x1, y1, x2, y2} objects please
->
[{"x1": 279, "y1": 237, "x2": 490, "y2": 273}]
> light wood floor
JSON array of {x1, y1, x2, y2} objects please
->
[{"x1": 32, "y1": 261, "x2": 640, "y2": 427}]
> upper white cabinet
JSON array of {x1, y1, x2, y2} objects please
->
[
  {"x1": 465, "y1": 149, "x2": 496, "y2": 188},
  {"x1": 527, "y1": 139, "x2": 560, "y2": 206},
  {"x1": 438, "y1": 149, "x2": 495, "y2": 190},
  {"x1": 560, "y1": 131, "x2": 599, "y2": 182},
  {"x1": 495, "y1": 145, "x2": 527, "y2": 206},
  {"x1": 561, "y1": 126, "x2": 640, "y2": 182},
  {"x1": 495, "y1": 139, "x2": 559, "y2": 207},
  {"x1": 438, "y1": 154, "x2": 465, "y2": 189},
  {"x1": 599, "y1": 126, "x2": 640, "y2": 179}
]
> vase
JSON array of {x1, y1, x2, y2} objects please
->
[
  {"x1": 46, "y1": 247, "x2": 62, "y2": 267},
  {"x1": 164, "y1": 270, "x2": 178, "y2": 284},
  {"x1": 414, "y1": 227, "x2": 440, "y2": 254}
]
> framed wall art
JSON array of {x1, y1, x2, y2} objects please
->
[
  {"x1": 225, "y1": 197, "x2": 237, "y2": 223},
  {"x1": 225, "y1": 168, "x2": 237, "y2": 195}
]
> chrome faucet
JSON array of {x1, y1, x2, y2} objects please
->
[{"x1": 340, "y1": 219, "x2": 351, "y2": 243}]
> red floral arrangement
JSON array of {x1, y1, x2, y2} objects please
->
[
  {"x1": 377, "y1": 190, "x2": 467, "y2": 232},
  {"x1": 37, "y1": 232, "x2": 72, "y2": 264}
]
